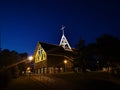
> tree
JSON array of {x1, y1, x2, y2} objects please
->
[
  {"x1": 0, "y1": 49, "x2": 28, "y2": 88},
  {"x1": 0, "y1": 49, "x2": 28, "y2": 77},
  {"x1": 74, "y1": 38, "x2": 87, "y2": 72},
  {"x1": 96, "y1": 34, "x2": 120, "y2": 69}
]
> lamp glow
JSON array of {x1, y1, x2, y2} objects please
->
[
  {"x1": 64, "y1": 60, "x2": 67, "y2": 64},
  {"x1": 28, "y1": 56, "x2": 33, "y2": 61}
]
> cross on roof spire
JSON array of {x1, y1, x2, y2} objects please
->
[
  {"x1": 59, "y1": 25, "x2": 72, "y2": 51},
  {"x1": 61, "y1": 25, "x2": 65, "y2": 35}
]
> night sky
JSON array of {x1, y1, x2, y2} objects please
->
[{"x1": 0, "y1": 0, "x2": 120, "y2": 55}]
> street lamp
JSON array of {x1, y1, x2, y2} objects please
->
[
  {"x1": 28, "y1": 56, "x2": 33, "y2": 61},
  {"x1": 27, "y1": 56, "x2": 33, "y2": 79},
  {"x1": 27, "y1": 56, "x2": 33, "y2": 75},
  {"x1": 27, "y1": 67, "x2": 30, "y2": 71},
  {"x1": 64, "y1": 60, "x2": 67, "y2": 64},
  {"x1": 64, "y1": 60, "x2": 67, "y2": 72}
]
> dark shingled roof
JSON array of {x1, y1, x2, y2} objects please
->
[
  {"x1": 38, "y1": 42, "x2": 78, "y2": 60},
  {"x1": 38, "y1": 42, "x2": 64, "y2": 53}
]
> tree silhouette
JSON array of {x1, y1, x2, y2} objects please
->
[
  {"x1": 74, "y1": 34, "x2": 120, "y2": 72},
  {"x1": 96, "y1": 34, "x2": 120, "y2": 68},
  {"x1": 0, "y1": 49, "x2": 28, "y2": 88},
  {"x1": 74, "y1": 38, "x2": 87, "y2": 72}
]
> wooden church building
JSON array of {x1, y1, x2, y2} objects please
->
[{"x1": 33, "y1": 26, "x2": 77, "y2": 74}]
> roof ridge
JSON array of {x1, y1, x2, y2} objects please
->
[{"x1": 39, "y1": 41, "x2": 60, "y2": 47}]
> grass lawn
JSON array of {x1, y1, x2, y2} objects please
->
[
  {"x1": 45, "y1": 71, "x2": 120, "y2": 89},
  {"x1": 47, "y1": 72, "x2": 120, "y2": 83}
]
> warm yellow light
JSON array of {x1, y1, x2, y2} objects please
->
[
  {"x1": 64, "y1": 60, "x2": 67, "y2": 64},
  {"x1": 27, "y1": 67, "x2": 30, "y2": 70},
  {"x1": 28, "y1": 56, "x2": 33, "y2": 61}
]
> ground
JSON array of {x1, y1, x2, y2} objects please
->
[{"x1": 2, "y1": 72, "x2": 120, "y2": 90}]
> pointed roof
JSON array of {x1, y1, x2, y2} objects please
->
[
  {"x1": 37, "y1": 42, "x2": 64, "y2": 53},
  {"x1": 33, "y1": 41, "x2": 78, "y2": 63},
  {"x1": 59, "y1": 25, "x2": 72, "y2": 51}
]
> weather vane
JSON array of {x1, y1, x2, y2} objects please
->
[{"x1": 61, "y1": 25, "x2": 65, "y2": 35}]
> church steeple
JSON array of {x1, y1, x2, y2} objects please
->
[{"x1": 59, "y1": 25, "x2": 72, "y2": 51}]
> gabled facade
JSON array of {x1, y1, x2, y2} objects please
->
[{"x1": 34, "y1": 43, "x2": 47, "y2": 63}]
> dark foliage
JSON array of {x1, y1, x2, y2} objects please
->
[
  {"x1": 0, "y1": 49, "x2": 28, "y2": 89},
  {"x1": 75, "y1": 34, "x2": 120, "y2": 72}
]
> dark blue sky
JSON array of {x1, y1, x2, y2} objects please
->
[{"x1": 0, "y1": 0, "x2": 120, "y2": 55}]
